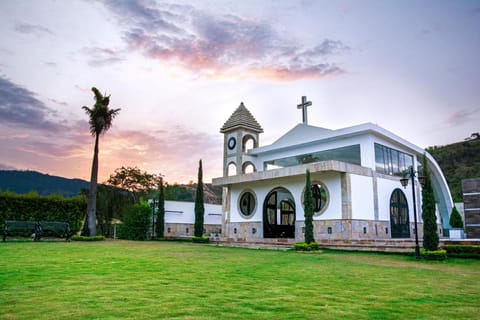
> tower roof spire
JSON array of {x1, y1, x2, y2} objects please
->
[{"x1": 220, "y1": 102, "x2": 263, "y2": 133}]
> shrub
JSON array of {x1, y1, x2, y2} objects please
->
[
  {"x1": 443, "y1": 245, "x2": 480, "y2": 259},
  {"x1": 449, "y1": 206, "x2": 464, "y2": 229},
  {"x1": 421, "y1": 249, "x2": 447, "y2": 261},
  {"x1": 192, "y1": 236, "x2": 210, "y2": 243},
  {"x1": 117, "y1": 201, "x2": 151, "y2": 240},
  {"x1": 294, "y1": 242, "x2": 309, "y2": 251},
  {"x1": 71, "y1": 235, "x2": 105, "y2": 241},
  {"x1": 294, "y1": 242, "x2": 320, "y2": 251}
]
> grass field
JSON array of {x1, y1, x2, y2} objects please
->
[{"x1": 0, "y1": 240, "x2": 479, "y2": 319}]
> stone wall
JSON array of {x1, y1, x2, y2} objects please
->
[
  {"x1": 462, "y1": 178, "x2": 480, "y2": 238},
  {"x1": 221, "y1": 219, "x2": 441, "y2": 242},
  {"x1": 164, "y1": 223, "x2": 221, "y2": 239},
  {"x1": 223, "y1": 221, "x2": 263, "y2": 242}
]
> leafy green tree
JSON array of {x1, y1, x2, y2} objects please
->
[
  {"x1": 82, "y1": 87, "x2": 121, "y2": 236},
  {"x1": 118, "y1": 201, "x2": 151, "y2": 240},
  {"x1": 449, "y1": 206, "x2": 464, "y2": 229},
  {"x1": 194, "y1": 159, "x2": 205, "y2": 237},
  {"x1": 304, "y1": 169, "x2": 314, "y2": 244},
  {"x1": 107, "y1": 166, "x2": 162, "y2": 202},
  {"x1": 95, "y1": 185, "x2": 133, "y2": 237},
  {"x1": 156, "y1": 178, "x2": 165, "y2": 238},
  {"x1": 421, "y1": 154, "x2": 439, "y2": 251},
  {"x1": 426, "y1": 133, "x2": 480, "y2": 202}
]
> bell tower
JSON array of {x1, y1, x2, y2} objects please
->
[{"x1": 220, "y1": 102, "x2": 263, "y2": 177}]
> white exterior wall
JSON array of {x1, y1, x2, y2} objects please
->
[
  {"x1": 359, "y1": 135, "x2": 376, "y2": 169},
  {"x1": 350, "y1": 174, "x2": 375, "y2": 220},
  {"x1": 164, "y1": 201, "x2": 222, "y2": 225},
  {"x1": 229, "y1": 177, "x2": 303, "y2": 223},
  {"x1": 311, "y1": 172, "x2": 342, "y2": 220},
  {"x1": 228, "y1": 172, "x2": 343, "y2": 223}
]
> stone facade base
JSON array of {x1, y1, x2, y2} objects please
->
[
  {"x1": 222, "y1": 219, "x2": 439, "y2": 242},
  {"x1": 163, "y1": 223, "x2": 221, "y2": 239}
]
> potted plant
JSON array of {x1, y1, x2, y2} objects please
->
[{"x1": 449, "y1": 206, "x2": 464, "y2": 239}]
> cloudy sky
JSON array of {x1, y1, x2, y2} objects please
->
[{"x1": 0, "y1": 0, "x2": 479, "y2": 184}]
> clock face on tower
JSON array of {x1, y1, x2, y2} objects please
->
[{"x1": 228, "y1": 137, "x2": 236, "y2": 150}]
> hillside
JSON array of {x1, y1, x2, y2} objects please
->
[
  {"x1": 0, "y1": 170, "x2": 222, "y2": 204},
  {"x1": 164, "y1": 183, "x2": 222, "y2": 205},
  {"x1": 0, "y1": 170, "x2": 89, "y2": 197},
  {"x1": 427, "y1": 133, "x2": 480, "y2": 201}
]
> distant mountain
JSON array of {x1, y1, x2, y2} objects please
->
[
  {"x1": 0, "y1": 170, "x2": 223, "y2": 203},
  {"x1": 427, "y1": 133, "x2": 480, "y2": 202},
  {"x1": 0, "y1": 170, "x2": 89, "y2": 197}
]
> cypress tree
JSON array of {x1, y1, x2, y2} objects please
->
[
  {"x1": 156, "y1": 177, "x2": 165, "y2": 239},
  {"x1": 304, "y1": 169, "x2": 314, "y2": 244},
  {"x1": 421, "y1": 154, "x2": 439, "y2": 251},
  {"x1": 194, "y1": 159, "x2": 205, "y2": 237},
  {"x1": 449, "y1": 206, "x2": 464, "y2": 229}
]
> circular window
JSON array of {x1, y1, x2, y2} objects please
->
[
  {"x1": 302, "y1": 181, "x2": 329, "y2": 216},
  {"x1": 238, "y1": 190, "x2": 257, "y2": 218},
  {"x1": 228, "y1": 137, "x2": 236, "y2": 150}
]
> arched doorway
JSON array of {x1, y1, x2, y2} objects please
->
[
  {"x1": 390, "y1": 188, "x2": 410, "y2": 238},
  {"x1": 263, "y1": 187, "x2": 295, "y2": 238}
]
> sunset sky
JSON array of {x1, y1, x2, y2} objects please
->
[{"x1": 0, "y1": 0, "x2": 479, "y2": 184}]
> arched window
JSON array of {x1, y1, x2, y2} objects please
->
[
  {"x1": 227, "y1": 162, "x2": 237, "y2": 176},
  {"x1": 242, "y1": 135, "x2": 256, "y2": 152},
  {"x1": 390, "y1": 188, "x2": 410, "y2": 238},
  {"x1": 242, "y1": 162, "x2": 256, "y2": 174},
  {"x1": 263, "y1": 187, "x2": 295, "y2": 238}
]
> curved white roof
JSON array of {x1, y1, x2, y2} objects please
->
[{"x1": 250, "y1": 122, "x2": 453, "y2": 227}]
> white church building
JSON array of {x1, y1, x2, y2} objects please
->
[{"x1": 212, "y1": 97, "x2": 453, "y2": 246}]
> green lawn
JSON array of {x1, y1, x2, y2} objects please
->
[{"x1": 0, "y1": 241, "x2": 479, "y2": 320}]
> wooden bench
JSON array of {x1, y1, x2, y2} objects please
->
[{"x1": 3, "y1": 220, "x2": 71, "y2": 241}]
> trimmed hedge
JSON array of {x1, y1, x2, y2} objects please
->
[
  {"x1": 294, "y1": 242, "x2": 320, "y2": 251},
  {"x1": 192, "y1": 236, "x2": 210, "y2": 243},
  {"x1": 443, "y1": 245, "x2": 480, "y2": 259},
  {"x1": 71, "y1": 235, "x2": 105, "y2": 241},
  {"x1": 421, "y1": 249, "x2": 447, "y2": 261},
  {"x1": 0, "y1": 192, "x2": 86, "y2": 233}
]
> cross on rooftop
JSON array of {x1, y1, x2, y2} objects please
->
[{"x1": 297, "y1": 96, "x2": 312, "y2": 124}]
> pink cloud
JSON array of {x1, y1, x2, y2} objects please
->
[
  {"x1": 104, "y1": 1, "x2": 349, "y2": 81},
  {"x1": 446, "y1": 108, "x2": 480, "y2": 125}
]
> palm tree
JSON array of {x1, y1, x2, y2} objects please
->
[{"x1": 82, "y1": 87, "x2": 121, "y2": 236}]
